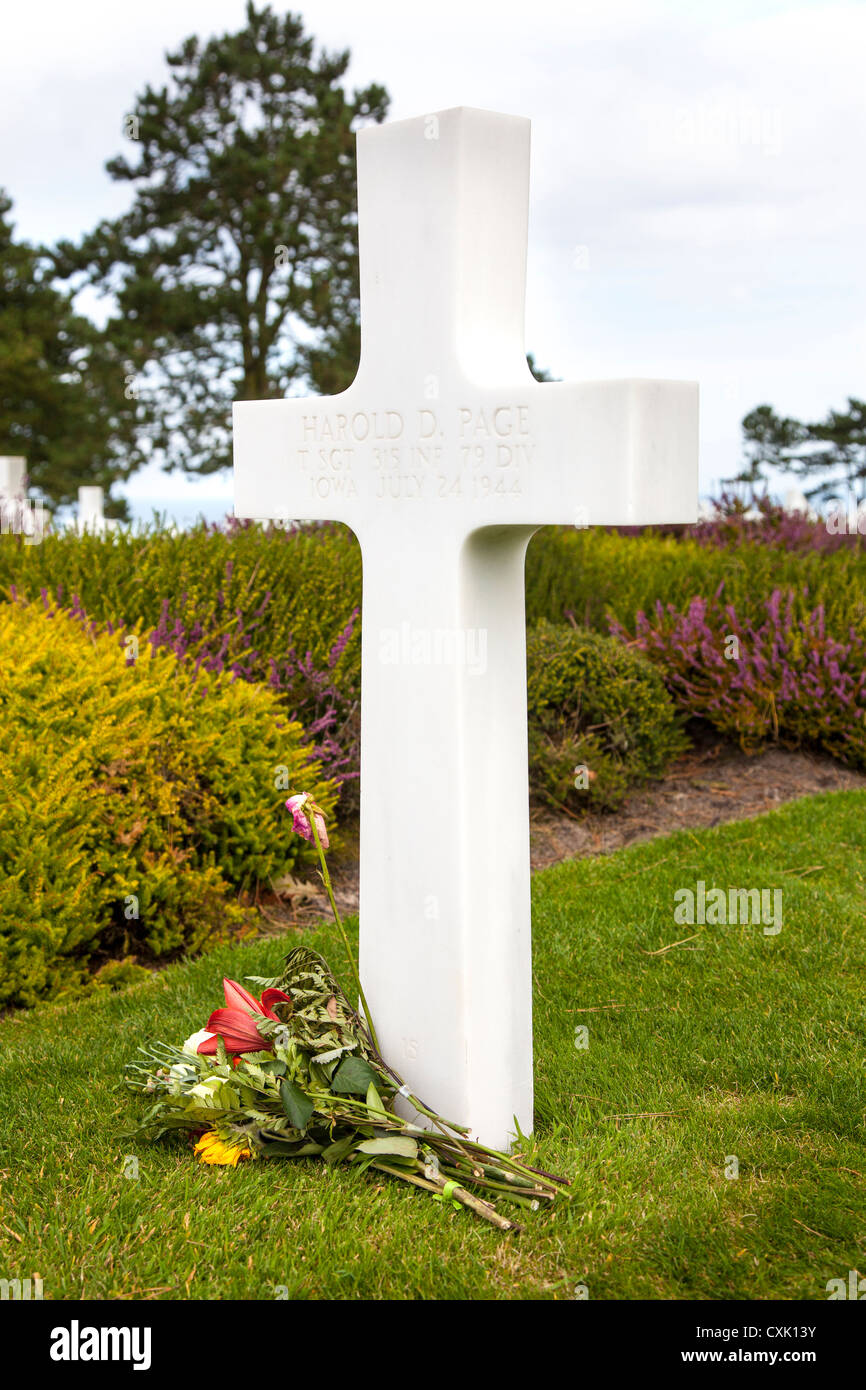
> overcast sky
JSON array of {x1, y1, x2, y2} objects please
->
[{"x1": 2, "y1": 0, "x2": 863, "y2": 509}]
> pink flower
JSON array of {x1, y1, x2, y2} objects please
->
[{"x1": 286, "y1": 792, "x2": 329, "y2": 849}]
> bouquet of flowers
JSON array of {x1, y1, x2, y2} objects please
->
[{"x1": 124, "y1": 794, "x2": 569, "y2": 1231}]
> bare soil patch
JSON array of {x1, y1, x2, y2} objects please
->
[
  {"x1": 261, "y1": 736, "x2": 866, "y2": 930},
  {"x1": 528, "y1": 734, "x2": 866, "y2": 871}
]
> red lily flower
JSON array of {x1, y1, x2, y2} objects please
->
[{"x1": 197, "y1": 977, "x2": 292, "y2": 1056}]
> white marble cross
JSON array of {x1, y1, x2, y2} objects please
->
[
  {"x1": 77, "y1": 486, "x2": 119, "y2": 536},
  {"x1": 234, "y1": 107, "x2": 698, "y2": 1148},
  {"x1": 0, "y1": 456, "x2": 26, "y2": 502},
  {"x1": 78, "y1": 486, "x2": 106, "y2": 533},
  {"x1": 0, "y1": 456, "x2": 43, "y2": 543}
]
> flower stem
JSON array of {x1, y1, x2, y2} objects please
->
[
  {"x1": 308, "y1": 817, "x2": 380, "y2": 1053},
  {"x1": 369, "y1": 1161, "x2": 520, "y2": 1233}
]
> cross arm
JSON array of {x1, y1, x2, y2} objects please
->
[
  {"x1": 233, "y1": 394, "x2": 361, "y2": 528},
  {"x1": 520, "y1": 376, "x2": 699, "y2": 529}
]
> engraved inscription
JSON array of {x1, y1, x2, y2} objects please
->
[{"x1": 297, "y1": 405, "x2": 532, "y2": 502}]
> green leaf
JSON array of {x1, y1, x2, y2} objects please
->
[
  {"x1": 309, "y1": 1059, "x2": 339, "y2": 1089},
  {"x1": 332, "y1": 1056, "x2": 380, "y2": 1095},
  {"x1": 279, "y1": 1078, "x2": 314, "y2": 1131},
  {"x1": 321, "y1": 1133, "x2": 360, "y2": 1166},
  {"x1": 356, "y1": 1136, "x2": 419, "y2": 1159},
  {"x1": 366, "y1": 1082, "x2": 387, "y2": 1117},
  {"x1": 313, "y1": 1045, "x2": 352, "y2": 1066},
  {"x1": 260, "y1": 1139, "x2": 324, "y2": 1158}
]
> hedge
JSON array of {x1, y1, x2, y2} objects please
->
[
  {"x1": 4, "y1": 521, "x2": 864, "y2": 668},
  {"x1": 0, "y1": 599, "x2": 336, "y2": 1007},
  {"x1": 524, "y1": 527, "x2": 866, "y2": 641},
  {"x1": 5, "y1": 518, "x2": 865, "y2": 811},
  {"x1": 526, "y1": 620, "x2": 687, "y2": 811},
  {"x1": 0, "y1": 520, "x2": 363, "y2": 686}
]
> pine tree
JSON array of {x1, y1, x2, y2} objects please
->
[
  {"x1": 727, "y1": 404, "x2": 806, "y2": 502},
  {"x1": 805, "y1": 399, "x2": 866, "y2": 507},
  {"x1": 0, "y1": 192, "x2": 135, "y2": 512},
  {"x1": 733, "y1": 400, "x2": 866, "y2": 507},
  {"x1": 53, "y1": 4, "x2": 389, "y2": 478},
  {"x1": 526, "y1": 352, "x2": 558, "y2": 382}
]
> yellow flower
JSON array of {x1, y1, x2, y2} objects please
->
[{"x1": 194, "y1": 1132, "x2": 252, "y2": 1167}]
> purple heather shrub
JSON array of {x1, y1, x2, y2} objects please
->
[
  {"x1": 611, "y1": 586, "x2": 866, "y2": 767},
  {"x1": 615, "y1": 493, "x2": 864, "y2": 553},
  {"x1": 691, "y1": 494, "x2": 864, "y2": 553},
  {"x1": 141, "y1": 584, "x2": 361, "y2": 805}
]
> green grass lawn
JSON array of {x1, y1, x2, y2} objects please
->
[{"x1": 2, "y1": 790, "x2": 864, "y2": 1300}]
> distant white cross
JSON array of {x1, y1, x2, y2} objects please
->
[
  {"x1": 77, "y1": 486, "x2": 119, "y2": 536},
  {"x1": 234, "y1": 107, "x2": 697, "y2": 1148},
  {"x1": 0, "y1": 456, "x2": 44, "y2": 543},
  {"x1": 0, "y1": 456, "x2": 26, "y2": 502}
]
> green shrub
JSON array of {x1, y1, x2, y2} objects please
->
[
  {"x1": 5, "y1": 522, "x2": 865, "y2": 679},
  {"x1": 6, "y1": 521, "x2": 865, "y2": 815},
  {"x1": 525, "y1": 528, "x2": 866, "y2": 642},
  {"x1": 0, "y1": 521, "x2": 364, "y2": 692},
  {"x1": 526, "y1": 620, "x2": 688, "y2": 811},
  {"x1": 0, "y1": 600, "x2": 336, "y2": 1007}
]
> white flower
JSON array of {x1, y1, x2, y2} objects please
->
[
  {"x1": 182, "y1": 1029, "x2": 215, "y2": 1055},
  {"x1": 189, "y1": 1075, "x2": 225, "y2": 1101},
  {"x1": 167, "y1": 1061, "x2": 198, "y2": 1094}
]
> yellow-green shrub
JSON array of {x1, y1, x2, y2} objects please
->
[{"x1": 0, "y1": 601, "x2": 336, "y2": 1007}]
